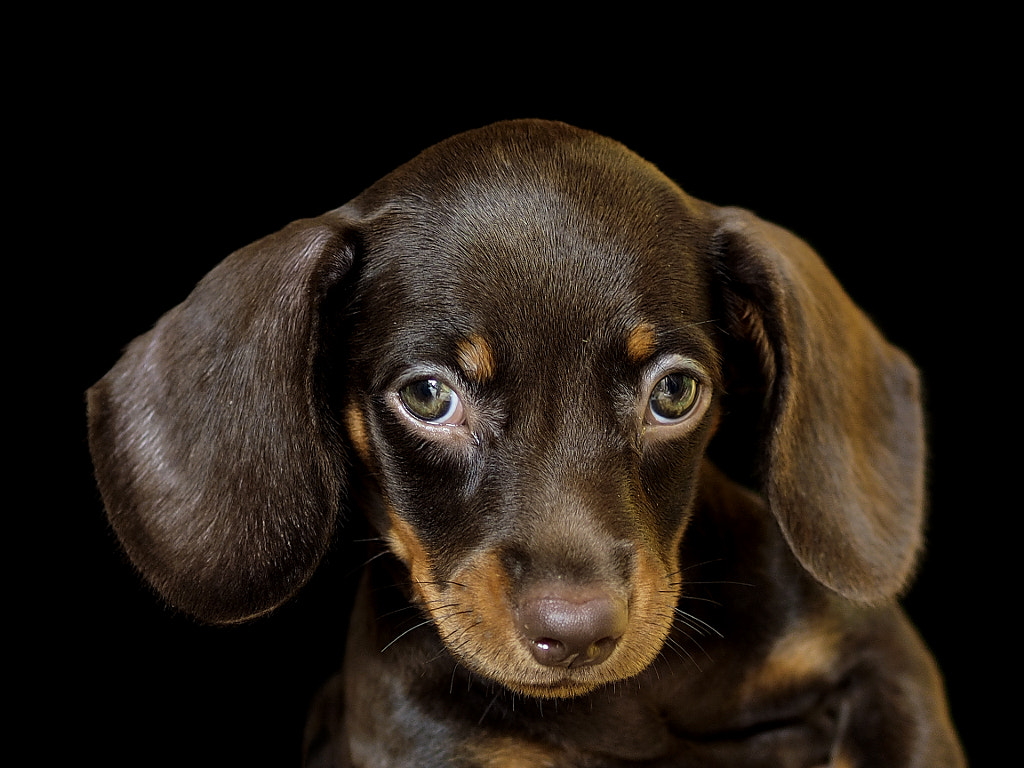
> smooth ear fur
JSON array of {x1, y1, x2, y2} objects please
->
[
  {"x1": 713, "y1": 206, "x2": 925, "y2": 603},
  {"x1": 87, "y1": 214, "x2": 356, "y2": 624}
]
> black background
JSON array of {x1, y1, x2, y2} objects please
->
[{"x1": 35, "y1": 15, "x2": 1008, "y2": 767}]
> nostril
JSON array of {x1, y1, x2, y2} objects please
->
[
  {"x1": 531, "y1": 635, "x2": 618, "y2": 668},
  {"x1": 531, "y1": 636, "x2": 571, "y2": 666},
  {"x1": 517, "y1": 585, "x2": 628, "y2": 669}
]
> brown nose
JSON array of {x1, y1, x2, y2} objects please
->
[{"x1": 516, "y1": 584, "x2": 628, "y2": 668}]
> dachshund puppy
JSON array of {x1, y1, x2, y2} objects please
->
[{"x1": 88, "y1": 119, "x2": 964, "y2": 766}]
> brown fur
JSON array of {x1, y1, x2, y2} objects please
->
[{"x1": 88, "y1": 120, "x2": 964, "y2": 765}]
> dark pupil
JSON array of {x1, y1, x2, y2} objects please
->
[
  {"x1": 401, "y1": 379, "x2": 451, "y2": 421},
  {"x1": 651, "y1": 374, "x2": 697, "y2": 419}
]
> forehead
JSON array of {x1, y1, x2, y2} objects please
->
[{"x1": 352, "y1": 140, "x2": 718, "y2": 377}]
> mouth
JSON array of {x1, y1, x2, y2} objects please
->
[
  {"x1": 452, "y1": 617, "x2": 672, "y2": 700},
  {"x1": 406, "y1": 549, "x2": 680, "y2": 699}
]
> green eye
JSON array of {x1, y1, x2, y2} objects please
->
[
  {"x1": 647, "y1": 373, "x2": 700, "y2": 424},
  {"x1": 399, "y1": 378, "x2": 464, "y2": 424}
]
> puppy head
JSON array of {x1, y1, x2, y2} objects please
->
[
  {"x1": 88, "y1": 120, "x2": 924, "y2": 696},
  {"x1": 337, "y1": 122, "x2": 722, "y2": 696}
]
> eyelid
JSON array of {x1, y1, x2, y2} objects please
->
[
  {"x1": 390, "y1": 365, "x2": 467, "y2": 406},
  {"x1": 641, "y1": 355, "x2": 712, "y2": 391},
  {"x1": 639, "y1": 355, "x2": 713, "y2": 433},
  {"x1": 389, "y1": 367, "x2": 475, "y2": 440},
  {"x1": 400, "y1": 378, "x2": 465, "y2": 424}
]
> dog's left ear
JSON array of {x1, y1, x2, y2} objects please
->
[
  {"x1": 712, "y1": 206, "x2": 925, "y2": 603},
  {"x1": 87, "y1": 213, "x2": 357, "y2": 624}
]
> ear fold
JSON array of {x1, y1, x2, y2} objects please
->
[
  {"x1": 713, "y1": 206, "x2": 925, "y2": 603},
  {"x1": 87, "y1": 213, "x2": 356, "y2": 624}
]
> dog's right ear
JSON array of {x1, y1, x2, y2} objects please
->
[{"x1": 87, "y1": 212, "x2": 358, "y2": 624}]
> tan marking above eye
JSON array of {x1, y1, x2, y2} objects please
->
[
  {"x1": 626, "y1": 322, "x2": 657, "y2": 363},
  {"x1": 457, "y1": 333, "x2": 496, "y2": 383}
]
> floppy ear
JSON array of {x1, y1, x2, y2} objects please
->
[
  {"x1": 87, "y1": 212, "x2": 357, "y2": 624},
  {"x1": 712, "y1": 206, "x2": 925, "y2": 603}
]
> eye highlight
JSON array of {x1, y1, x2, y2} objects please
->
[
  {"x1": 398, "y1": 378, "x2": 465, "y2": 425},
  {"x1": 646, "y1": 372, "x2": 701, "y2": 425}
]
